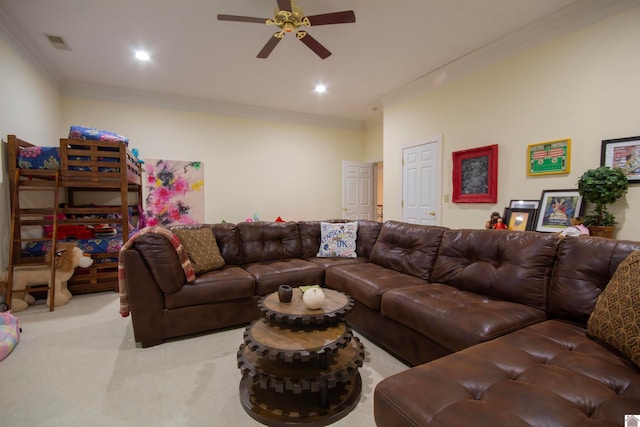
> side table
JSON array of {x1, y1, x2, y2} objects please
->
[{"x1": 237, "y1": 288, "x2": 364, "y2": 426}]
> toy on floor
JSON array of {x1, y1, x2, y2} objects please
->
[{"x1": 0, "y1": 242, "x2": 93, "y2": 312}]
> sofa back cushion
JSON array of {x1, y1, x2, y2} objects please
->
[
  {"x1": 430, "y1": 230, "x2": 557, "y2": 310},
  {"x1": 209, "y1": 223, "x2": 243, "y2": 265},
  {"x1": 298, "y1": 220, "x2": 383, "y2": 259},
  {"x1": 369, "y1": 221, "x2": 447, "y2": 280},
  {"x1": 237, "y1": 221, "x2": 302, "y2": 264},
  {"x1": 549, "y1": 236, "x2": 640, "y2": 324},
  {"x1": 132, "y1": 233, "x2": 187, "y2": 294}
]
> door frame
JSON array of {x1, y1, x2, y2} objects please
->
[
  {"x1": 341, "y1": 160, "x2": 375, "y2": 220},
  {"x1": 401, "y1": 135, "x2": 443, "y2": 225}
]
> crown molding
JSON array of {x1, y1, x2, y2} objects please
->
[{"x1": 380, "y1": 0, "x2": 640, "y2": 109}]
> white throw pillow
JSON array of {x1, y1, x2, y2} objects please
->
[{"x1": 317, "y1": 222, "x2": 358, "y2": 258}]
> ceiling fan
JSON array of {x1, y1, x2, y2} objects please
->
[{"x1": 217, "y1": 0, "x2": 356, "y2": 59}]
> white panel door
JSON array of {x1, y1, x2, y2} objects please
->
[
  {"x1": 342, "y1": 161, "x2": 373, "y2": 220},
  {"x1": 402, "y1": 139, "x2": 441, "y2": 225}
]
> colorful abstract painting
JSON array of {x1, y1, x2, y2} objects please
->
[{"x1": 144, "y1": 159, "x2": 204, "y2": 226}]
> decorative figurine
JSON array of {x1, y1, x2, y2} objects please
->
[
  {"x1": 494, "y1": 217, "x2": 508, "y2": 229},
  {"x1": 485, "y1": 211, "x2": 501, "y2": 229},
  {"x1": 278, "y1": 284, "x2": 293, "y2": 303},
  {"x1": 302, "y1": 287, "x2": 325, "y2": 310}
]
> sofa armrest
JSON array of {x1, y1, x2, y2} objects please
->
[
  {"x1": 122, "y1": 249, "x2": 165, "y2": 347},
  {"x1": 132, "y1": 233, "x2": 188, "y2": 294}
]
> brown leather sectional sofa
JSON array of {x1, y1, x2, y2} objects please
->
[{"x1": 121, "y1": 219, "x2": 640, "y2": 426}]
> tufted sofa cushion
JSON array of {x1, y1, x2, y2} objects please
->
[
  {"x1": 209, "y1": 223, "x2": 244, "y2": 265},
  {"x1": 369, "y1": 221, "x2": 447, "y2": 280},
  {"x1": 430, "y1": 229, "x2": 557, "y2": 310},
  {"x1": 326, "y1": 263, "x2": 429, "y2": 311},
  {"x1": 549, "y1": 236, "x2": 640, "y2": 324},
  {"x1": 381, "y1": 283, "x2": 546, "y2": 351},
  {"x1": 375, "y1": 319, "x2": 640, "y2": 427},
  {"x1": 237, "y1": 221, "x2": 302, "y2": 263},
  {"x1": 164, "y1": 266, "x2": 255, "y2": 309}
]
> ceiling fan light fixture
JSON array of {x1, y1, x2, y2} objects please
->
[{"x1": 218, "y1": 0, "x2": 355, "y2": 59}]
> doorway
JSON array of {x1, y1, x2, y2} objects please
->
[
  {"x1": 342, "y1": 161, "x2": 383, "y2": 220},
  {"x1": 402, "y1": 137, "x2": 442, "y2": 225}
]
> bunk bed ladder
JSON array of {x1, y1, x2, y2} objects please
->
[{"x1": 7, "y1": 168, "x2": 61, "y2": 312}]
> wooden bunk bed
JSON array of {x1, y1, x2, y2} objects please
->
[{"x1": 7, "y1": 134, "x2": 143, "y2": 298}]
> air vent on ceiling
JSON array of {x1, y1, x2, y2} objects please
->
[{"x1": 44, "y1": 33, "x2": 71, "y2": 51}]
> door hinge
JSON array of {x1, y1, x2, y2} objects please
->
[{"x1": 401, "y1": 200, "x2": 404, "y2": 208}]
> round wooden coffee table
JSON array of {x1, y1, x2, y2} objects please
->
[{"x1": 238, "y1": 288, "x2": 364, "y2": 426}]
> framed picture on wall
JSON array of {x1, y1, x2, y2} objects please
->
[
  {"x1": 527, "y1": 138, "x2": 571, "y2": 176},
  {"x1": 452, "y1": 144, "x2": 498, "y2": 203},
  {"x1": 535, "y1": 189, "x2": 584, "y2": 233},
  {"x1": 505, "y1": 208, "x2": 536, "y2": 231},
  {"x1": 601, "y1": 136, "x2": 640, "y2": 183},
  {"x1": 509, "y1": 199, "x2": 540, "y2": 209}
]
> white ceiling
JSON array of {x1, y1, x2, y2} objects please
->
[{"x1": 0, "y1": 0, "x2": 637, "y2": 129}]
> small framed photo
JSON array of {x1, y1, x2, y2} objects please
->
[
  {"x1": 601, "y1": 136, "x2": 640, "y2": 183},
  {"x1": 452, "y1": 144, "x2": 498, "y2": 203},
  {"x1": 535, "y1": 189, "x2": 584, "y2": 233},
  {"x1": 505, "y1": 208, "x2": 536, "y2": 231},
  {"x1": 509, "y1": 199, "x2": 540, "y2": 209},
  {"x1": 527, "y1": 138, "x2": 571, "y2": 176}
]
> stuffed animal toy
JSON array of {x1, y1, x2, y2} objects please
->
[
  {"x1": 558, "y1": 217, "x2": 590, "y2": 237},
  {"x1": 0, "y1": 242, "x2": 93, "y2": 312}
]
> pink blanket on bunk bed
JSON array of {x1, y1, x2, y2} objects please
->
[{"x1": 118, "y1": 226, "x2": 195, "y2": 317}]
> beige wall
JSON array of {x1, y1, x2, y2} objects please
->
[
  {"x1": 0, "y1": 37, "x2": 61, "y2": 272},
  {"x1": 61, "y1": 97, "x2": 367, "y2": 224},
  {"x1": 364, "y1": 121, "x2": 383, "y2": 163},
  {"x1": 383, "y1": 6, "x2": 640, "y2": 241}
]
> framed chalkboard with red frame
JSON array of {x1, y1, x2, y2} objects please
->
[{"x1": 452, "y1": 144, "x2": 498, "y2": 203}]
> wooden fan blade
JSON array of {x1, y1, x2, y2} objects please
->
[
  {"x1": 306, "y1": 11, "x2": 356, "y2": 26},
  {"x1": 299, "y1": 33, "x2": 331, "y2": 59},
  {"x1": 276, "y1": 0, "x2": 292, "y2": 12},
  {"x1": 257, "y1": 35, "x2": 282, "y2": 59},
  {"x1": 217, "y1": 14, "x2": 267, "y2": 24}
]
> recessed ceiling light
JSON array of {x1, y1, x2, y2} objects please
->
[
  {"x1": 135, "y1": 50, "x2": 150, "y2": 61},
  {"x1": 315, "y1": 84, "x2": 327, "y2": 94}
]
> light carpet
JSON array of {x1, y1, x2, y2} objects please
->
[{"x1": 0, "y1": 292, "x2": 409, "y2": 426}]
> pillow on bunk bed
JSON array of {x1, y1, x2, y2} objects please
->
[
  {"x1": 68, "y1": 125, "x2": 129, "y2": 145},
  {"x1": 17, "y1": 143, "x2": 120, "y2": 172},
  {"x1": 17, "y1": 146, "x2": 60, "y2": 170}
]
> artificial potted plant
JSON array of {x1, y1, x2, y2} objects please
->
[{"x1": 577, "y1": 165, "x2": 629, "y2": 238}]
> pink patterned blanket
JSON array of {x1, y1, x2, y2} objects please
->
[{"x1": 118, "y1": 226, "x2": 195, "y2": 317}]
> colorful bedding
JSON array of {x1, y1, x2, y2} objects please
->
[
  {"x1": 68, "y1": 125, "x2": 129, "y2": 144},
  {"x1": 16, "y1": 146, "x2": 121, "y2": 171},
  {"x1": 23, "y1": 219, "x2": 136, "y2": 260},
  {"x1": 22, "y1": 234, "x2": 133, "y2": 261}
]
